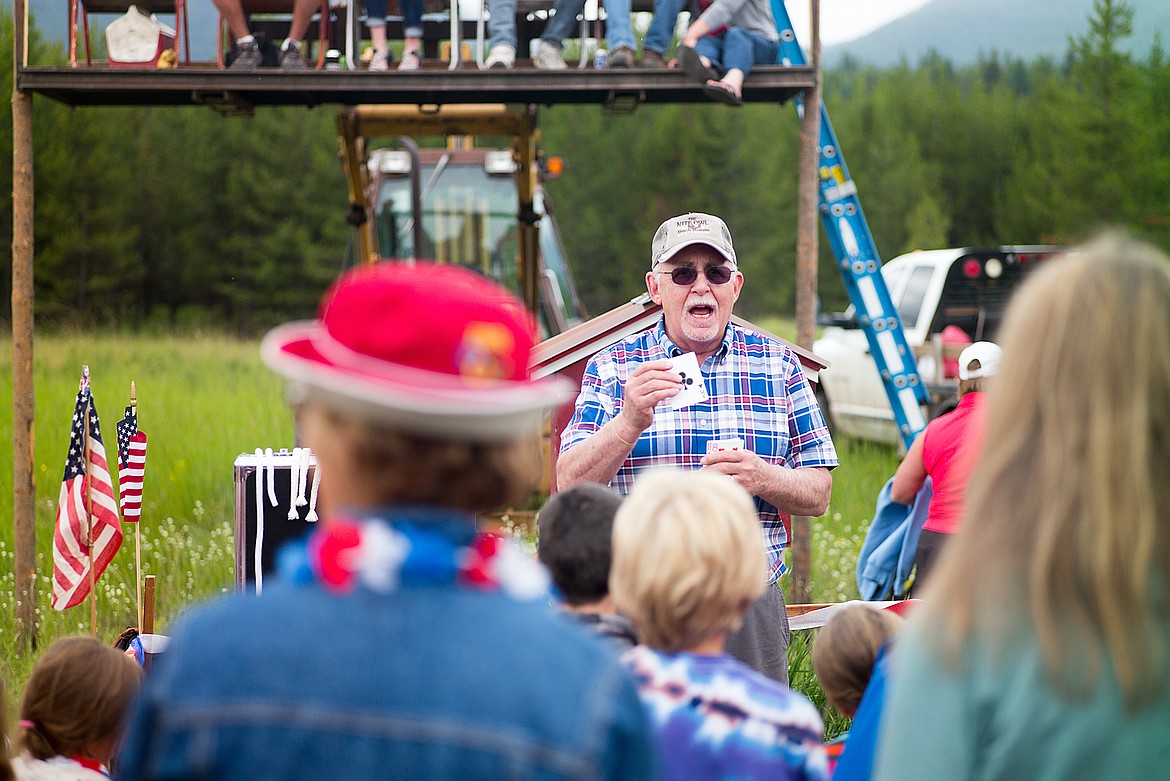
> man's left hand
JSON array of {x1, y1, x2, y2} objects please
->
[
  {"x1": 702, "y1": 450, "x2": 832, "y2": 517},
  {"x1": 700, "y1": 447, "x2": 768, "y2": 496}
]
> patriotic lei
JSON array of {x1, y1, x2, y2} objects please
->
[{"x1": 279, "y1": 516, "x2": 549, "y2": 601}]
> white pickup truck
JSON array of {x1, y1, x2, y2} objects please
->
[{"x1": 813, "y1": 246, "x2": 1062, "y2": 444}]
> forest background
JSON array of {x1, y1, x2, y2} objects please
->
[{"x1": 1, "y1": 0, "x2": 1167, "y2": 330}]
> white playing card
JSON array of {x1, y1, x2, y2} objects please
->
[
  {"x1": 667, "y1": 352, "x2": 709, "y2": 410},
  {"x1": 706, "y1": 438, "x2": 745, "y2": 454}
]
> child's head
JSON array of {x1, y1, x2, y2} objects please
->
[
  {"x1": 610, "y1": 469, "x2": 767, "y2": 652},
  {"x1": 812, "y1": 604, "x2": 903, "y2": 717},
  {"x1": 538, "y1": 483, "x2": 624, "y2": 608},
  {"x1": 18, "y1": 636, "x2": 143, "y2": 763}
]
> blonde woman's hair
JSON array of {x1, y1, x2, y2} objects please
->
[
  {"x1": 812, "y1": 604, "x2": 903, "y2": 717},
  {"x1": 610, "y1": 469, "x2": 767, "y2": 652},
  {"x1": 18, "y1": 636, "x2": 142, "y2": 761},
  {"x1": 924, "y1": 232, "x2": 1170, "y2": 710}
]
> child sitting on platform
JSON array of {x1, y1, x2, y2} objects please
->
[
  {"x1": 14, "y1": 636, "x2": 142, "y2": 781},
  {"x1": 672, "y1": 0, "x2": 780, "y2": 105}
]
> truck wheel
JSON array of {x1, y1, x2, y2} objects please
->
[{"x1": 815, "y1": 385, "x2": 835, "y2": 438}]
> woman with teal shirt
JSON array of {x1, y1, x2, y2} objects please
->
[{"x1": 875, "y1": 234, "x2": 1170, "y2": 781}]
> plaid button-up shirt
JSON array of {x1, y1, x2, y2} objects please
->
[{"x1": 560, "y1": 320, "x2": 838, "y2": 583}]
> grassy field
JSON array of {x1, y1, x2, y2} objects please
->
[
  {"x1": 0, "y1": 332, "x2": 294, "y2": 692},
  {"x1": 1, "y1": 330, "x2": 899, "y2": 736}
]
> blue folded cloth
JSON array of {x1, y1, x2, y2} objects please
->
[{"x1": 856, "y1": 477, "x2": 931, "y2": 600}]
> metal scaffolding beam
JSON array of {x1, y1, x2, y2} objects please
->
[{"x1": 17, "y1": 65, "x2": 817, "y2": 110}]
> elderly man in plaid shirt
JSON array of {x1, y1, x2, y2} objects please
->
[{"x1": 558, "y1": 212, "x2": 838, "y2": 685}]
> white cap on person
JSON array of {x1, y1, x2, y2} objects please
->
[
  {"x1": 958, "y1": 341, "x2": 1002, "y2": 381},
  {"x1": 651, "y1": 212, "x2": 737, "y2": 268}
]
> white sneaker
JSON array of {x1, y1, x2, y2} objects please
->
[
  {"x1": 533, "y1": 41, "x2": 567, "y2": 70},
  {"x1": 484, "y1": 43, "x2": 515, "y2": 69}
]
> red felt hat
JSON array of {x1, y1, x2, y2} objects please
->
[{"x1": 261, "y1": 262, "x2": 571, "y2": 441}]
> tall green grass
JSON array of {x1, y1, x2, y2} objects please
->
[
  {"x1": 1, "y1": 332, "x2": 292, "y2": 692},
  {"x1": 2, "y1": 330, "x2": 899, "y2": 736}
]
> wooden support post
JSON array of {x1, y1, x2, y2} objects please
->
[
  {"x1": 792, "y1": 0, "x2": 822, "y2": 605},
  {"x1": 513, "y1": 106, "x2": 540, "y2": 317},
  {"x1": 12, "y1": 73, "x2": 36, "y2": 647},
  {"x1": 143, "y1": 575, "x2": 156, "y2": 671}
]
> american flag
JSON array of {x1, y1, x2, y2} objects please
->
[
  {"x1": 116, "y1": 406, "x2": 148, "y2": 523},
  {"x1": 52, "y1": 373, "x2": 123, "y2": 611}
]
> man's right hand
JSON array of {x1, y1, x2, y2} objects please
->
[{"x1": 618, "y1": 359, "x2": 683, "y2": 433}]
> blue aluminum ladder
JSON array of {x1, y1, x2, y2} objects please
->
[{"x1": 771, "y1": 0, "x2": 928, "y2": 448}]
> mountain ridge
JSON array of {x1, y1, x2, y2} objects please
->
[{"x1": 824, "y1": 0, "x2": 1169, "y2": 68}]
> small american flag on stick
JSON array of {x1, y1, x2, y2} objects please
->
[
  {"x1": 116, "y1": 405, "x2": 148, "y2": 522},
  {"x1": 53, "y1": 369, "x2": 123, "y2": 611}
]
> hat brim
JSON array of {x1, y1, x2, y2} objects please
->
[
  {"x1": 653, "y1": 238, "x2": 737, "y2": 268},
  {"x1": 261, "y1": 322, "x2": 574, "y2": 442}
]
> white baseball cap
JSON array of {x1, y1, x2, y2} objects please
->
[
  {"x1": 958, "y1": 341, "x2": 1002, "y2": 381},
  {"x1": 651, "y1": 212, "x2": 737, "y2": 268}
]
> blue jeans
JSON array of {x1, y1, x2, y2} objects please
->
[
  {"x1": 540, "y1": 0, "x2": 635, "y2": 50},
  {"x1": 694, "y1": 27, "x2": 778, "y2": 78},
  {"x1": 486, "y1": 0, "x2": 516, "y2": 49},
  {"x1": 364, "y1": 0, "x2": 424, "y2": 39},
  {"x1": 642, "y1": 0, "x2": 684, "y2": 55}
]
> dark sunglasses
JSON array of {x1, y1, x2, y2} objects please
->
[{"x1": 657, "y1": 265, "x2": 735, "y2": 286}]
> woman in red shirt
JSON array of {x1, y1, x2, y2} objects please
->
[{"x1": 891, "y1": 341, "x2": 1001, "y2": 590}]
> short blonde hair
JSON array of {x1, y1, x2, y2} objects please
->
[
  {"x1": 926, "y1": 232, "x2": 1170, "y2": 710},
  {"x1": 812, "y1": 604, "x2": 903, "y2": 716},
  {"x1": 610, "y1": 469, "x2": 767, "y2": 652}
]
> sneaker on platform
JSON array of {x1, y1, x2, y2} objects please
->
[
  {"x1": 533, "y1": 41, "x2": 567, "y2": 70},
  {"x1": 229, "y1": 38, "x2": 262, "y2": 69},
  {"x1": 279, "y1": 39, "x2": 308, "y2": 69},
  {"x1": 483, "y1": 43, "x2": 515, "y2": 69}
]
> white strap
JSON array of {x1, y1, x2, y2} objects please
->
[
  {"x1": 253, "y1": 448, "x2": 265, "y2": 594},
  {"x1": 295, "y1": 447, "x2": 310, "y2": 507},
  {"x1": 306, "y1": 454, "x2": 321, "y2": 523},
  {"x1": 287, "y1": 447, "x2": 302, "y2": 520},
  {"x1": 265, "y1": 448, "x2": 278, "y2": 507}
]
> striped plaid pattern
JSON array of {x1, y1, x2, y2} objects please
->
[{"x1": 561, "y1": 321, "x2": 837, "y2": 583}]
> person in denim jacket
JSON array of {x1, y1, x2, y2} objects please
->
[{"x1": 118, "y1": 263, "x2": 658, "y2": 781}]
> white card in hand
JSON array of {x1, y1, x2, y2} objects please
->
[
  {"x1": 706, "y1": 438, "x2": 745, "y2": 454},
  {"x1": 667, "y1": 352, "x2": 708, "y2": 410}
]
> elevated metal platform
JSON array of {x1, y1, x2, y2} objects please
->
[{"x1": 17, "y1": 64, "x2": 817, "y2": 110}]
